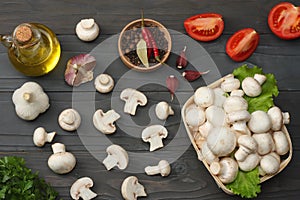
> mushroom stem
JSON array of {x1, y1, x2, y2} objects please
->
[
  {"x1": 99, "y1": 74, "x2": 109, "y2": 85},
  {"x1": 283, "y1": 112, "x2": 290, "y2": 124},
  {"x1": 46, "y1": 131, "x2": 56, "y2": 142},
  {"x1": 78, "y1": 187, "x2": 97, "y2": 200},
  {"x1": 52, "y1": 143, "x2": 66, "y2": 154},
  {"x1": 149, "y1": 135, "x2": 164, "y2": 151},
  {"x1": 23, "y1": 92, "x2": 32, "y2": 102},
  {"x1": 102, "y1": 155, "x2": 119, "y2": 170},
  {"x1": 254, "y1": 74, "x2": 267, "y2": 85}
]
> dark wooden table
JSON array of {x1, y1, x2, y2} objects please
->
[{"x1": 1, "y1": 0, "x2": 300, "y2": 199}]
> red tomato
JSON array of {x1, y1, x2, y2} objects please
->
[
  {"x1": 268, "y1": 2, "x2": 300, "y2": 40},
  {"x1": 184, "y1": 13, "x2": 224, "y2": 42},
  {"x1": 226, "y1": 28, "x2": 259, "y2": 62}
]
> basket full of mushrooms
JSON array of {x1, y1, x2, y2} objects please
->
[{"x1": 182, "y1": 65, "x2": 292, "y2": 198}]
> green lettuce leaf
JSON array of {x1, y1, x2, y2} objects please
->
[
  {"x1": 233, "y1": 64, "x2": 279, "y2": 113},
  {"x1": 226, "y1": 167, "x2": 261, "y2": 198}
]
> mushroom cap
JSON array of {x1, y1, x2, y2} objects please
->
[
  {"x1": 157, "y1": 160, "x2": 171, "y2": 176},
  {"x1": 234, "y1": 135, "x2": 258, "y2": 161},
  {"x1": 201, "y1": 141, "x2": 219, "y2": 164},
  {"x1": 252, "y1": 133, "x2": 275, "y2": 155},
  {"x1": 213, "y1": 87, "x2": 227, "y2": 107},
  {"x1": 93, "y1": 109, "x2": 120, "y2": 134},
  {"x1": 273, "y1": 131, "x2": 289, "y2": 155},
  {"x1": 221, "y1": 76, "x2": 241, "y2": 93},
  {"x1": 12, "y1": 81, "x2": 49, "y2": 120},
  {"x1": 58, "y1": 108, "x2": 81, "y2": 131},
  {"x1": 248, "y1": 110, "x2": 272, "y2": 134},
  {"x1": 260, "y1": 154, "x2": 280, "y2": 175},
  {"x1": 210, "y1": 157, "x2": 238, "y2": 184},
  {"x1": 75, "y1": 18, "x2": 100, "y2": 42},
  {"x1": 241, "y1": 77, "x2": 262, "y2": 97},
  {"x1": 33, "y1": 127, "x2": 56, "y2": 147},
  {"x1": 120, "y1": 88, "x2": 147, "y2": 115},
  {"x1": 48, "y1": 151, "x2": 76, "y2": 174},
  {"x1": 185, "y1": 106, "x2": 206, "y2": 128},
  {"x1": 194, "y1": 86, "x2": 214, "y2": 108},
  {"x1": 206, "y1": 126, "x2": 236, "y2": 157},
  {"x1": 223, "y1": 96, "x2": 248, "y2": 114},
  {"x1": 121, "y1": 176, "x2": 147, "y2": 200},
  {"x1": 94, "y1": 73, "x2": 114, "y2": 93},
  {"x1": 70, "y1": 177, "x2": 97, "y2": 200},
  {"x1": 155, "y1": 101, "x2": 174, "y2": 120},
  {"x1": 226, "y1": 110, "x2": 251, "y2": 124},
  {"x1": 205, "y1": 105, "x2": 226, "y2": 127},
  {"x1": 267, "y1": 106, "x2": 284, "y2": 131},
  {"x1": 103, "y1": 144, "x2": 129, "y2": 170},
  {"x1": 237, "y1": 153, "x2": 260, "y2": 172}
]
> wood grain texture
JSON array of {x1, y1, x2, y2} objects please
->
[{"x1": 0, "y1": 0, "x2": 300, "y2": 199}]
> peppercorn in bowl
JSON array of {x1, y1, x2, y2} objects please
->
[{"x1": 118, "y1": 18, "x2": 172, "y2": 72}]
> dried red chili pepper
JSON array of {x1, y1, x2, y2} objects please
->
[{"x1": 141, "y1": 10, "x2": 153, "y2": 59}]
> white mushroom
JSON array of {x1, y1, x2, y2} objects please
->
[
  {"x1": 226, "y1": 110, "x2": 251, "y2": 134},
  {"x1": 33, "y1": 127, "x2": 56, "y2": 147},
  {"x1": 75, "y1": 18, "x2": 100, "y2": 42},
  {"x1": 12, "y1": 81, "x2": 49, "y2": 120},
  {"x1": 241, "y1": 74, "x2": 266, "y2": 97},
  {"x1": 58, "y1": 108, "x2": 81, "y2": 131},
  {"x1": 185, "y1": 106, "x2": 206, "y2": 132},
  {"x1": 194, "y1": 86, "x2": 214, "y2": 108},
  {"x1": 142, "y1": 125, "x2": 168, "y2": 152},
  {"x1": 121, "y1": 176, "x2": 147, "y2": 200},
  {"x1": 201, "y1": 141, "x2": 219, "y2": 164},
  {"x1": 70, "y1": 177, "x2": 97, "y2": 200},
  {"x1": 267, "y1": 106, "x2": 290, "y2": 131},
  {"x1": 102, "y1": 144, "x2": 128, "y2": 170},
  {"x1": 198, "y1": 121, "x2": 213, "y2": 139},
  {"x1": 155, "y1": 101, "x2": 174, "y2": 120},
  {"x1": 220, "y1": 74, "x2": 241, "y2": 93},
  {"x1": 213, "y1": 87, "x2": 227, "y2": 107},
  {"x1": 259, "y1": 153, "x2": 280, "y2": 175},
  {"x1": 210, "y1": 157, "x2": 238, "y2": 184},
  {"x1": 205, "y1": 105, "x2": 226, "y2": 127},
  {"x1": 234, "y1": 135, "x2": 258, "y2": 162},
  {"x1": 94, "y1": 73, "x2": 114, "y2": 93},
  {"x1": 93, "y1": 109, "x2": 120, "y2": 134},
  {"x1": 237, "y1": 153, "x2": 260, "y2": 172},
  {"x1": 223, "y1": 96, "x2": 248, "y2": 114},
  {"x1": 48, "y1": 143, "x2": 76, "y2": 174},
  {"x1": 120, "y1": 88, "x2": 147, "y2": 115},
  {"x1": 206, "y1": 126, "x2": 236, "y2": 157},
  {"x1": 145, "y1": 160, "x2": 171, "y2": 177},
  {"x1": 248, "y1": 110, "x2": 272, "y2": 134},
  {"x1": 252, "y1": 133, "x2": 275, "y2": 155},
  {"x1": 230, "y1": 89, "x2": 244, "y2": 97},
  {"x1": 273, "y1": 131, "x2": 290, "y2": 155}
]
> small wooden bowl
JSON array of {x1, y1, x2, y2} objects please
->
[{"x1": 118, "y1": 18, "x2": 172, "y2": 72}]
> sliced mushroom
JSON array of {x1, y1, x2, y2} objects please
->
[
  {"x1": 155, "y1": 101, "x2": 174, "y2": 120},
  {"x1": 252, "y1": 132, "x2": 275, "y2": 155},
  {"x1": 102, "y1": 144, "x2": 128, "y2": 170},
  {"x1": 194, "y1": 86, "x2": 214, "y2": 108},
  {"x1": 241, "y1": 74, "x2": 266, "y2": 97},
  {"x1": 145, "y1": 160, "x2": 171, "y2": 177},
  {"x1": 210, "y1": 157, "x2": 238, "y2": 184},
  {"x1": 267, "y1": 106, "x2": 290, "y2": 131},
  {"x1": 58, "y1": 108, "x2": 81, "y2": 131},
  {"x1": 142, "y1": 125, "x2": 168, "y2": 151},
  {"x1": 33, "y1": 127, "x2": 56, "y2": 147},
  {"x1": 70, "y1": 177, "x2": 97, "y2": 200},
  {"x1": 248, "y1": 110, "x2": 272, "y2": 134},
  {"x1": 234, "y1": 135, "x2": 258, "y2": 162},
  {"x1": 93, "y1": 109, "x2": 120, "y2": 134},
  {"x1": 220, "y1": 74, "x2": 241, "y2": 93},
  {"x1": 273, "y1": 131, "x2": 289, "y2": 155},
  {"x1": 120, "y1": 88, "x2": 147, "y2": 115},
  {"x1": 121, "y1": 176, "x2": 147, "y2": 200},
  {"x1": 94, "y1": 73, "x2": 114, "y2": 93}
]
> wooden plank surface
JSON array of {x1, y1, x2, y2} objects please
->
[{"x1": 0, "y1": 0, "x2": 300, "y2": 199}]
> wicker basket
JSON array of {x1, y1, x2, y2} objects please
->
[{"x1": 181, "y1": 74, "x2": 293, "y2": 195}]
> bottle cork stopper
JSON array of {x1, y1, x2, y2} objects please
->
[{"x1": 15, "y1": 25, "x2": 32, "y2": 43}]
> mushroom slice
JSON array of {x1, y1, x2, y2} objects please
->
[
  {"x1": 93, "y1": 109, "x2": 120, "y2": 134},
  {"x1": 94, "y1": 73, "x2": 114, "y2": 93},
  {"x1": 58, "y1": 108, "x2": 81, "y2": 131},
  {"x1": 142, "y1": 125, "x2": 168, "y2": 152},
  {"x1": 70, "y1": 177, "x2": 97, "y2": 200},
  {"x1": 121, "y1": 176, "x2": 147, "y2": 200},
  {"x1": 120, "y1": 88, "x2": 147, "y2": 115},
  {"x1": 102, "y1": 144, "x2": 128, "y2": 170}
]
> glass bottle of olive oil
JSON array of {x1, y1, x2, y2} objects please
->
[{"x1": 0, "y1": 23, "x2": 61, "y2": 76}]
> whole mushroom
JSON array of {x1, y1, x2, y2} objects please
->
[
  {"x1": 273, "y1": 131, "x2": 290, "y2": 155},
  {"x1": 223, "y1": 96, "x2": 248, "y2": 114},
  {"x1": 155, "y1": 101, "x2": 174, "y2": 120},
  {"x1": 102, "y1": 144, "x2": 129, "y2": 170},
  {"x1": 12, "y1": 81, "x2": 49, "y2": 120},
  {"x1": 185, "y1": 106, "x2": 206, "y2": 132},
  {"x1": 142, "y1": 125, "x2": 168, "y2": 151},
  {"x1": 267, "y1": 106, "x2": 290, "y2": 131},
  {"x1": 121, "y1": 176, "x2": 147, "y2": 200},
  {"x1": 194, "y1": 86, "x2": 215, "y2": 108},
  {"x1": 58, "y1": 108, "x2": 81, "y2": 131},
  {"x1": 75, "y1": 18, "x2": 100, "y2": 42},
  {"x1": 226, "y1": 110, "x2": 251, "y2": 134},
  {"x1": 241, "y1": 74, "x2": 266, "y2": 97},
  {"x1": 93, "y1": 109, "x2": 120, "y2": 134},
  {"x1": 248, "y1": 110, "x2": 272, "y2": 134},
  {"x1": 234, "y1": 135, "x2": 258, "y2": 161},
  {"x1": 205, "y1": 105, "x2": 226, "y2": 127},
  {"x1": 220, "y1": 74, "x2": 241, "y2": 93},
  {"x1": 201, "y1": 141, "x2": 219, "y2": 164},
  {"x1": 210, "y1": 157, "x2": 238, "y2": 184},
  {"x1": 237, "y1": 153, "x2": 260, "y2": 172},
  {"x1": 94, "y1": 73, "x2": 114, "y2": 93},
  {"x1": 259, "y1": 153, "x2": 280, "y2": 175},
  {"x1": 145, "y1": 160, "x2": 171, "y2": 177},
  {"x1": 70, "y1": 177, "x2": 97, "y2": 200},
  {"x1": 33, "y1": 127, "x2": 56, "y2": 147},
  {"x1": 120, "y1": 88, "x2": 147, "y2": 115},
  {"x1": 48, "y1": 143, "x2": 76, "y2": 174},
  {"x1": 252, "y1": 132, "x2": 275, "y2": 155}
]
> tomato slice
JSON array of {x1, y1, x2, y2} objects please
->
[
  {"x1": 226, "y1": 28, "x2": 259, "y2": 62},
  {"x1": 268, "y1": 2, "x2": 300, "y2": 40},
  {"x1": 184, "y1": 13, "x2": 224, "y2": 42}
]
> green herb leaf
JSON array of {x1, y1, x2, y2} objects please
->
[
  {"x1": 136, "y1": 39, "x2": 149, "y2": 67},
  {"x1": 233, "y1": 64, "x2": 279, "y2": 113},
  {"x1": 0, "y1": 156, "x2": 58, "y2": 200},
  {"x1": 226, "y1": 167, "x2": 261, "y2": 198}
]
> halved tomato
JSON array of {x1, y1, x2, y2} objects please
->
[
  {"x1": 226, "y1": 28, "x2": 259, "y2": 62},
  {"x1": 268, "y1": 2, "x2": 300, "y2": 40},
  {"x1": 184, "y1": 13, "x2": 224, "y2": 42}
]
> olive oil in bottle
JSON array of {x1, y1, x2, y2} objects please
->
[{"x1": 1, "y1": 23, "x2": 61, "y2": 76}]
